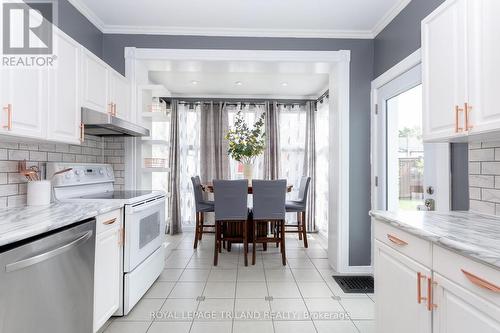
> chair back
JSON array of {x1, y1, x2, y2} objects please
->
[
  {"x1": 252, "y1": 180, "x2": 287, "y2": 220},
  {"x1": 213, "y1": 180, "x2": 248, "y2": 221},
  {"x1": 296, "y1": 176, "x2": 311, "y2": 204},
  {"x1": 191, "y1": 176, "x2": 204, "y2": 212}
]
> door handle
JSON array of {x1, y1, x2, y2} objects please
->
[
  {"x1": 103, "y1": 217, "x2": 117, "y2": 225},
  {"x1": 387, "y1": 234, "x2": 408, "y2": 246},
  {"x1": 5, "y1": 231, "x2": 93, "y2": 273},
  {"x1": 427, "y1": 277, "x2": 438, "y2": 311},
  {"x1": 3, "y1": 104, "x2": 12, "y2": 130},
  {"x1": 80, "y1": 122, "x2": 85, "y2": 143},
  {"x1": 417, "y1": 272, "x2": 427, "y2": 303},
  {"x1": 464, "y1": 103, "x2": 473, "y2": 131},
  {"x1": 455, "y1": 105, "x2": 464, "y2": 133},
  {"x1": 461, "y1": 269, "x2": 500, "y2": 292}
]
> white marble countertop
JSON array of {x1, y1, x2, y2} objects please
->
[
  {"x1": 370, "y1": 210, "x2": 500, "y2": 270},
  {"x1": 0, "y1": 202, "x2": 123, "y2": 247}
]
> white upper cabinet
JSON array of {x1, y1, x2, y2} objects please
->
[
  {"x1": 422, "y1": 0, "x2": 500, "y2": 142},
  {"x1": 466, "y1": 0, "x2": 500, "y2": 135},
  {"x1": 422, "y1": 0, "x2": 468, "y2": 141},
  {"x1": 47, "y1": 29, "x2": 82, "y2": 144},
  {"x1": 109, "y1": 71, "x2": 131, "y2": 121},
  {"x1": 82, "y1": 49, "x2": 110, "y2": 114},
  {"x1": 0, "y1": 67, "x2": 48, "y2": 139}
]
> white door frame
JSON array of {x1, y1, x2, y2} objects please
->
[
  {"x1": 124, "y1": 47, "x2": 353, "y2": 273},
  {"x1": 371, "y1": 49, "x2": 451, "y2": 212},
  {"x1": 371, "y1": 49, "x2": 421, "y2": 211}
]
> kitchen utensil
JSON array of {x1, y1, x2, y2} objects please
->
[{"x1": 51, "y1": 168, "x2": 73, "y2": 180}]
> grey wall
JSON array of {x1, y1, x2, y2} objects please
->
[{"x1": 374, "y1": 0, "x2": 445, "y2": 78}]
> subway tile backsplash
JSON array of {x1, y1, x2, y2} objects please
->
[
  {"x1": 0, "y1": 135, "x2": 125, "y2": 208},
  {"x1": 469, "y1": 141, "x2": 500, "y2": 215}
]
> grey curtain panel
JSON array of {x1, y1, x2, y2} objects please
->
[
  {"x1": 200, "y1": 102, "x2": 230, "y2": 182},
  {"x1": 264, "y1": 101, "x2": 280, "y2": 180},
  {"x1": 168, "y1": 100, "x2": 182, "y2": 235},
  {"x1": 304, "y1": 101, "x2": 317, "y2": 232}
]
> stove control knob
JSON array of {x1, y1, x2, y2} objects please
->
[
  {"x1": 75, "y1": 170, "x2": 82, "y2": 176},
  {"x1": 65, "y1": 173, "x2": 71, "y2": 179},
  {"x1": 99, "y1": 168, "x2": 104, "y2": 175}
]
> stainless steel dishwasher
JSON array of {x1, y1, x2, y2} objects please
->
[{"x1": 0, "y1": 219, "x2": 96, "y2": 333}]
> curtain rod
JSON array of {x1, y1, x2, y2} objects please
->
[
  {"x1": 160, "y1": 97, "x2": 315, "y2": 104},
  {"x1": 317, "y1": 90, "x2": 329, "y2": 102}
]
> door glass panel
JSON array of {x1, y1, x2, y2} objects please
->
[{"x1": 386, "y1": 84, "x2": 424, "y2": 211}]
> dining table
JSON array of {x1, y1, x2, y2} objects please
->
[
  {"x1": 202, "y1": 183, "x2": 293, "y2": 194},
  {"x1": 201, "y1": 182, "x2": 293, "y2": 247}
]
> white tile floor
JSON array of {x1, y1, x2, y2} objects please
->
[{"x1": 102, "y1": 232, "x2": 375, "y2": 333}]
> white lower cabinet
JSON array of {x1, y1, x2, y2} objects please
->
[
  {"x1": 374, "y1": 219, "x2": 500, "y2": 333},
  {"x1": 433, "y1": 273, "x2": 500, "y2": 333},
  {"x1": 374, "y1": 240, "x2": 432, "y2": 333},
  {"x1": 94, "y1": 210, "x2": 122, "y2": 333}
]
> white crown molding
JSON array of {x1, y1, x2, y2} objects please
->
[
  {"x1": 371, "y1": 0, "x2": 412, "y2": 37},
  {"x1": 66, "y1": 0, "x2": 105, "y2": 31},
  {"x1": 67, "y1": 0, "x2": 410, "y2": 39},
  {"x1": 103, "y1": 25, "x2": 373, "y2": 39}
]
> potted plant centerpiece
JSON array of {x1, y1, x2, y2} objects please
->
[{"x1": 225, "y1": 110, "x2": 266, "y2": 182}]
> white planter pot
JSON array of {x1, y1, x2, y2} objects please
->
[{"x1": 242, "y1": 163, "x2": 253, "y2": 182}]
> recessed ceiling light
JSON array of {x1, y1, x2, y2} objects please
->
[
  {"x1": 191, "y1": 80, "x2": 199, "y2": 85},
  {"x1": 235, "y1": 81, "x2": 243, "y2": 86},
  {"x1": 281, "y1": 82, "x2": 288, "y2": 87}
]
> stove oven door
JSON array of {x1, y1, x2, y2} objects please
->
[{"x1": 124, "y1": 196, "x2": 165, "y2": 272}]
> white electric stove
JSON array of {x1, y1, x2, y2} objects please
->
[{"x1": 48, "y1": 162, "x2": 167, "y2": 315}]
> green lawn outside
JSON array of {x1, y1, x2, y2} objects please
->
[{"x1": 399, "y1": 198, "x2": 424, "y2": 211}]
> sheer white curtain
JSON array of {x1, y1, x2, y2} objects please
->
[
  {"x1": 227, "y1": 103, "x2": 267, "y2": 180},
  {"x1": 315, "y1": 96, "x2": 329, "y2": 236},
  {"x1": 178, "y1": 103, "x2": 201, "y2": 228}
]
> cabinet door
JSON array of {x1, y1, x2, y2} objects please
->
[
  {"x1": 433, "y1": 273, "x2": 500, "y2": 333},
  {"x1": 94, "y1": 226, "x2": 121, "y2": 333},
  {"x1": 467, "y1": 0, "x2": 500, "y2": 134},
  {"x1": 374, "y1": 240, "x2": 432, "y2": 333},
  {"x1": 422, "y1": 0, "x2": 468, "y2": 141},
  {"x1": 47, "y1": 29, "x2": 81, "y2": 144},
  {"x1": 109, "y1": 71, "x2": 131, "y2": 121},
  {"x1": 82, "y1": 50, "x2": 109, "y2": 114},
  {"x1": 0, "y1": 67, "x2": 47, "y2": 139}
]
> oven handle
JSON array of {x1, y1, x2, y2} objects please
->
[{"x1": 128, "y1": 197, "x2": 165, "y2": 214}]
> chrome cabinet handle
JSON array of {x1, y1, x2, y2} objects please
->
[{"x1": 5, "y1": 231, "x2": 93, "y2": 273}]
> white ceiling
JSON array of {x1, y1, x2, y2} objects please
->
[
  {"x1": 70, "y1": 0, "x2": 411, "y2": 38},
  {"x1": 146, "y1": 60, "x2": 330, "y2": 98}
]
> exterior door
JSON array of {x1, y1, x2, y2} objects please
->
[
  {"x1": 374, "y1": 64, "x2": 450, "y2": 212},
  {"x1": 374, "y1": 240, "x2": 432, "y2": 333}
]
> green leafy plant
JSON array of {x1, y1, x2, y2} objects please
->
[{"x1": 225, "y1": 111, "x2": 266, "y2": 164}]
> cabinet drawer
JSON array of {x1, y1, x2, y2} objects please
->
[
  {"x1": 96, "y1": 209, "x2": 121, "y2": 234},
  {"x1": 433, "y1": 245, "x2": 500, "y2": 307},
  {"x1": 374, "y1": 219, "x2": 432, "y2": 267}
]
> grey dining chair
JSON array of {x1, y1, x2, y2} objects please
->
[
  {"x1": 213, "y1": 179, "x2": 249, "y2": 266},
  {"x1": 252, "y1": 179, "x2": 287, "y2": 266},
  {"x1": 285, "y1": 176, "x2": 311, "y2": 248},
  {"x1": 191, "y1": 176, "x2": 215, "y2": 249}
]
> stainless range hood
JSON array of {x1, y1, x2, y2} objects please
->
[{"x1": 82, "y1": 108, "x2": 150, "y2": 137}]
